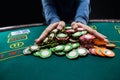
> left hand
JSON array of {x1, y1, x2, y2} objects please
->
[{"x1": 71, "y1": 22, "x2": 109, "y2": 43}]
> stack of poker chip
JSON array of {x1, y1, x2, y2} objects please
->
[{"x1": 23, "y1": 26, "x2": 116, "y2": 59}]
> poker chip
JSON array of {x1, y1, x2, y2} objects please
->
[
  {"x1": 51, "y1": 29, "x2": 58, "y2": 33},
  {"x1": 89, "y1": 48, "x2": 97, "y2": 55},
  {"x1": 80, "y1": 31, "x2": 87, "y2": 35},
  {"x1": 72, "y1": 43, "x2": 80, "y2": 49},
  {"x1": 72, "y1": 31, "x2": 82, "y2": 37},
  {"x1": 23, "y1": 47, "x2": 32, "y2": 55},
  {"x1": 30, "y1": 45, "x2": 39, "y2": 51},
  {"x1": 33, "y1": 51, "x2": 40, "y2": 57},
  {"x1": 105, "y1": 43, "x2": 116, "y2": 48},
  {"x1": 93, "y1": 38, "x2": 108, "y2": 46},
  {"x1": 57, "y1": 33, "x2": 68, "y2": 38},
  {"x1": 54, "y1": 45, "x2": 65, "y2": 52},
  {"x1": 39, "y1": 49, "x2": 52, "y2": 58},
  {"x1": 101, "y1": 48, "x2": 115, "y2": 57},
  {"x1": 64, "y1": 44, "x2": 73, "y2": 52},
  {"x1": 69, "y1": 38, "x2": 79, "y2": 43},
  {"x1": 77, "y1": 47, "x2": 88, "y2": 56},
  {"x1": 77, "y1": 28, "x2": 85, "y2": 31},
  {"x1": 94, "y1": 47, "x2": 105, "y2": 57},
  {"x1": 66, "y1": 50, "x2": 79, "y2": 59},
  {"x1": 55, "y1": 52, "x2": 66, "y2": 56},
  {"x1": 65, "y1": 26, "x2": 72, "y2": 30}
]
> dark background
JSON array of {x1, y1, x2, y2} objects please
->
[{"x1": 0, "y1": 0, "x2": 119, "y2": 27}]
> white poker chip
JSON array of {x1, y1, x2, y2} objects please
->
[
  {"x1": 30, "y1": 45, "x2": 39, "y2": 51},
  {"x1": 77, "y1": 47, "x2": 88, "y2": 56},
  {"x1": 23, "y1": 47, "x2": 32, "y2": 55}
]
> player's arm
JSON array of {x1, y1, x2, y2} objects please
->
[
  {"x1": 41, "y1": 0, "x2": 60, "y2": 24},
  {"x1": 72, "y1": 0, "x2": 109, "y2": 42}
]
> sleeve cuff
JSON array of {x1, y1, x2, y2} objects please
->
[
  {"x1": 75, "y1": 17, "x2": 88, "y2": 25},
  {"x1": 47, "y1": 17, "x2": 60, "y2": 25}
]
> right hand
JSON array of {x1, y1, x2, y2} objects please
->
[{"x1": 35, "y1": 21, "x2": 65, "y2": 44}]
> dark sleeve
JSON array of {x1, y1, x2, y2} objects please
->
[
  {"x1": 74, "y1": 0, "x2": 91, "y2": 25},
  {"x1": 41, "y1": 0, "x2": 60, "y2": 25}
]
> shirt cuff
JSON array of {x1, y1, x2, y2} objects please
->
[
  {"x1": 48, "y1": 17, "x2": 60, "y2": 25},
  {"x1": 75, "y1": 17, "x2": 88, "y2": 25}
]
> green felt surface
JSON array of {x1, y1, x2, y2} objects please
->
[{"x1": 0, "y1": 22, "x2": 120, "y2": 80}]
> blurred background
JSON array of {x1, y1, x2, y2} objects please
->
[{"x1": 0, "y1": 0, "x2": 119, "y2": 27}]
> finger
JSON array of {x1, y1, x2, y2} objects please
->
[
  {"x1": 35, "y1": 22, "x2": 59, "y2": 44},
  {"x1": 57, "y1": 21, "x2": 65, "y2": 30},
  {"x1": 71, "y1": 22, "x2": 78, "y2": 30},
  {"x1": 77, "y1": 22, "x2": 109, "y2": 42}
]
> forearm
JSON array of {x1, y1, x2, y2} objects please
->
[
  {"x1": 74, "y1": 0, "x2": 91, "y2": 25},
  {"x1": 41, "y1": 0, "x2": 60, "y2": 24}
]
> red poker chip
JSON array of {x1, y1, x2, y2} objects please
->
[
  {"x1": 89, "y1": 48, "x2": 97, "y2": 55},
  {"x1": 65, "y1": 29, "x2": 76, "y2": 34},
  {"x1": 77, "y1": 28, "x2": 85, "y2": 31},
  {"x1": 56, "y1": 36, "x2": 69, "y2": 41}
]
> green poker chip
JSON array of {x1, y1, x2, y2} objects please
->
[
  {"x1": 55, "y1": 52, "x2": 66, "y2": 56},
  {"x1": 54, "y1": 45, "x2": 65, "y2": 52},
  {"x1": 64, "y1": 44, "x2": 73, "y2": 52},
  {"x1": 23, "y1": 47, "x2": 32, "y2": 55},
  {"x1": 77, "y1": 47, "x2": 88, "y2": 56},
  {"x1": 65, "y1": 26, "x2": 72, "y2": 30},
  {"x1": 81, "y1": 31, "x2": 87, "y2": 35},
  {"x1": 39, "y1": 49, "x2": 52, "y2": 58},
  {"x1": 72, "y1": 43, "x2": 80, "y2": 49},
  {"x1": 72, "y1": 31, "x2": 82, "y2": 37},
  {"x1": 57, "y1": 33, "x2": 68, "y2": 38},
  {"x1": 66, "y1": 50, "x2": 79, "y2": 59},
  {"x1": 33, "y1": 51, "x2": 40, "y2": 57}
]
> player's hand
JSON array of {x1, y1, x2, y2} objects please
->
[
  {"x1": 71, "y1": 22, "x2": 109, "y2": 43},
  {"x1": 35, "y1": 21, "x2": 65, "y2": 44}
]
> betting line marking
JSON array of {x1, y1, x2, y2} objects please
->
[
  {"x1": 0, "y1": 46, "x2": 27, "y2": 54},
  {"x1": 0, "y1": 54, "x2": 24, "y2": 62}
]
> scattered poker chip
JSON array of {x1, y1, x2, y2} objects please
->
[
  {"x1": 72, "y1": 43, "x2": 80, "y2": 49},
  {"x1": 64, "y1": 44, "x2": 73, "y2": 52},
  {"x1": 55, "y1": 52, "x2": 66, "y2": 56},
  {"x1": 69, "y1": 38, "x2": 79, "y2": 43},
  {"x1": 105, "y1": 43, "x2": 116, "y2": 48},
  {"x1": 48, "y1": 33, "x2": 55, "y2": 39},
  {"x1": 30, "y1": 45, "x2": 39, "y2": 51},
  {"x1": 89, "y1": 48, "x2": 97, "y2": 55},
  {"x1": 94, "y1": 47, "x2": 105, "y2": 57},
  {"x1": 23, "y1": 47, "x2": 32, "y2": 55},
  {"x1": 39, "y1": 49, "x2": 52, "y2": 58},
  {"x1": 77, "y1": 28, "x2": 85, "y2": 31},
  {"x1": 57, "y1": 33, "x2": 68, "y2": 38},
  {"x1": 93, "y1": 38, "x2": 108, "y2": 46},
  {"x1": 80, "y1": 31, "x2": 88, "y2": 35},
  {"x1": 77, "y1": 47, "x2": 88, "y2": 56},
  {"x1": 43, "y1": 37, "x2": 49, "y2": 43},
  {"x1": 66, "y1": 50, "x2": 79, "y2": 59},
  {"x1": 51, "y1": 29, "x2": 58, "y2": 33},
  {"x1": 65, "y1": 26, "x2": 72, "y2": 30},
  {"x1": 54, "y1": 45, "x2": 65, "y2": 52},
  {"x1": 72, "y1": 31, "x2": 82, "y2": 37},
  {"x1": 33, "y1": 51, "x2": 40, "y2": 57},
  {"x1": 101, "y1": 48, "x2": 115, "y2": 57}
]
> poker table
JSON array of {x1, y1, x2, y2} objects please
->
[{"x1": 0, "y1": 20, "x2": 120, "y2": 80}]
